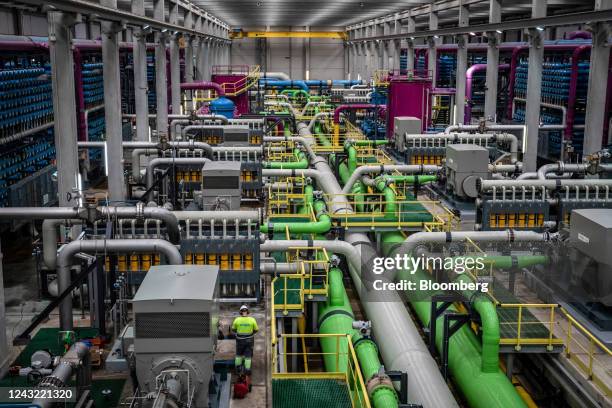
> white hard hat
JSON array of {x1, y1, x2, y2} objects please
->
[{"x1": 240, "y1": 304, "x2": 249, "y2": 312}]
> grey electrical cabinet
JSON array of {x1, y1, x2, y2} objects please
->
[
  {"x1": 570, "y1": 209, "x2": 612, "y2": 266},
  {"x1": 200, "y1": 161, "x2": 242, "y2": 210},
  {"x1": 445, "y1": 144, "x2": 489, "y2": 199},
  {"x1": 221, "y1": 127, "x2": 251, "y2": 147},
  {"x1": 132, "y1": 265, "x2": 220, "y2": 408},
  {"x1": 393, "y1": 116, "x2": 422, "y2": 153}
]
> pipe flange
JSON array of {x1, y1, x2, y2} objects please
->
[
  {"x1": 329, "y1": 255, "x2": 341, "y2": 267},
  {"x1": 313, "y1": 190, "x2": 324, "y2": 200},
  {"x1": 135, "y1": 201, "x2": 145, "y2": 221},
  {"x1": 366, "y1": 373, "x2": 394, "y2": 398}
]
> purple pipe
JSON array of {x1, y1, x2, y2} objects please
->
[
  {"x1": 333, "y1": 104, "x2": 385, "y2": 123},
  {"x1": 566, "y1": 31, "x2": 592, "y2": 40},
  {"x1": 180, "y1": 81, "x2": 225, "y2": 96},
  {"x1": 603, "y1": 53, "x2": 612, "y2": 147},
  {"x1": 506, "y1": 43, "x2": 593, "y2": 120},
  {"x1": 73, "y1": 47, "x2": 87, "y2": 142},
  {"x1": 565, "y1": 45, "x2": 591, "y2": 140},
  {"x1": 465, "y1": 63, "x2": 509, "y2": 123}
]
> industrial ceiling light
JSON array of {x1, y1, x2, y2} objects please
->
[
  {"x1": 496, "y1": 29, "x2": 503, "y2": 34},
  {"x1": 469, "y1": 32, "x2": 476, "y2": 36},
  {"x1": 433, "y1": 35, "x2": 439, "y2": 39},
  {"x1": 536, "y1": 26, "x2": 544, "y2": 31}
]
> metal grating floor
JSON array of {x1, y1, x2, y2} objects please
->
[{"x1": 272, "y1": 379, "x2": 352, "y2": 408}]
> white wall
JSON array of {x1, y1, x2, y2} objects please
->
[{"x1": 230, "y1": 27, "x2": 346, "y2": 80}]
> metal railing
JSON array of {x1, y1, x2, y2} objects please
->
[{"x1": 272, "y1": 333, "x2": 371, "y2": 408}]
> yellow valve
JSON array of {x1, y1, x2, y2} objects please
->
[
  {"x1": 232, "y1": 254, "x2": 242, "y2": 270},
  {"x1": 208, "y1": 254, "x2": 218, "y2": 265},
  {"x1": 105, "y1": 256, "x2": 110, "y2": 271},
  {"x1": 154, "y1": 254, "x2": 161, "y2": 265},
  {"x1": 191, "y1": 171, "x2": 198, "y2": 181},
  {"x1": 220, "y1": 254, "x2": 230, "y2": 270},
  {"x1": 142, "y1": 254, "x2": 151, "y2": 270},
  {"x1": 118, "y1": 255, "x2": 127, "y2": 272},
  {"x1": 537, "y1": 213, "x2": 544, "y2": 226},
  {"x1": 498, "y1": 214, "x2": 506, "y2": 228},
  {"x1": 130, "y1": 255, "x2": 139, "y2": 271},
  {"x1": 245, "y1": 254, "x2": 253, "y2": 270},
  {"x1": 185, "y1": 253, "x2": 193, "y2": 264},
  {"x1": 528, "y1": 213, "x2": 535, "y2": 227},
  {"x1": 196, "y1": 253, "x2": 205, "y2": 265},
  {"x1": 518, "y1": 213, "x2": 526, "y2": 227},
  {"x1": 508, "y1": 213, "x2": 516, "y2": 228}
]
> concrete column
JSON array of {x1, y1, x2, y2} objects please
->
[
  {"x1": 169, "y1": 1, "x2": 181, "y2": 114},
  {"x1": 101, "y1": 0, "x2": 125, "y2": 201},
  {"x1": 0, "y1": 241, "x2": 7, "y2": 378},
  {"x1": 455, "y1": 1, "x2": 469, "y2": 124},
  {"x1": 184, "y1": 36, "x2": 194, "y2": 83},
  {"x1": 523, "y1": 0, "x2": 547, "y2": 172},
  {"x1": 584, "y1": 0, "x2": 612, "y2": 154},
  {"x1": 484, "y1": 0, "x2": 501, "y2": 120},
  {"x1": 154, "y1": 0, "x2": 168, "y2": 139},
  {"x1": 48, "y1": 11, "x2": 80, "y2": 206},
  {"x1": 428, "y1": 8, "x2": 439, "y2": 86},
  {"x1": 132, "y1": 0, "x2": 148, "y2": 142},
  {"x1": 406, "y1": 13, "x2": 416, "y2": 72}
]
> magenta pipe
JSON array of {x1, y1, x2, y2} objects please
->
[
  {"x1": 465, "y1": 63, "x2": 509, "y2": 123},
  {"x1": 565, "y1": 45, "x2": 591, "y2": 140},
  {"x1": 602, "y1": 52, "x2": 612, "y2": 145},
  {"x1": 567, "y1": 31, "x2": 592, "y2": 40},
  {"x1": 0, "y1": 36, "x2": 48, "y2": 51},
  {"x1": 180, "y1": 81, "x2": 225, "y2": 96},
  {"x1": 332, "y1": 104, "x2": 384, "y2": 124}
]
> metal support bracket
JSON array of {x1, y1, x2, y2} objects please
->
[
  {"x1": 441, "y1": 312, "x2": 471, "y2": 381},
  {"x1": 428, "y1": 293, "x2": 457, "y2": 354}
]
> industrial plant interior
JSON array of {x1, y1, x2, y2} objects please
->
[{"x1": 1, "y1": 0, "x2": 612, "y2": 407}]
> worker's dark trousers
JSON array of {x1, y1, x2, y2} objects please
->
[{"x1": 235, "y1": 336, "x2": 254, "y2": 372}]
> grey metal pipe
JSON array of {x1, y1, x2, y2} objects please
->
[
  {"x1": 98, "y1": 206, "x2": 180, "y2": 244},
  {"x1": 78, "y1": 140, "x2": 214, "y2": 156},
  {"x1": 405, "y1": 132, "x2": 521, "y2": 163},
  {"x1": 260, "y1": 262, "x2": 302, "y2": 274},
  {"x1": 488, "y1": 163, "x2": 523, "y2": 173},
  {"x1": 42, "y1": 219, "x2": 80, "y2": 270},
  {"x1": 444, "y1": 123, "x2": 526, "y2": 135},
  {"x1": 174, "y1": 210, "x2": 261, "y2": 222},
  {"x1": 260, "y1": 71, "x2": 291, "y2": 81},
  {"x1": 57, "y1": 239, "x2": 182, "y2": 330},
  {"x1": 263, "y1": 135, "x2": 317, "y2": 162},
  {"x1": 180, "y1": 124, "x2": 248, "y2": 140},
  {"x1": 537, "y1": 162, "x2": 586, "y2": 180},
  {"x1": 145, "y1": 157, "x2": 211, "y2": 190},
  {"x1": 307, "y1": 112, "x2": 330, "y2": 132},
  {"x1": 122, "y1": 113, "x2": 229, "y2": 124},
  {"x1": 32, "y1": 342, "x2": 90, "y2": 408},
  {"x1": 341, "y1": 164, "x2": 441, "y2": 194},
  {"x1": 264, "y1": 101, "x2": 297, "y2": 116},
  {"x1": 0, "y1": 207, "x2": 82, "y2": 219},
  {"x1": 479, "y1": 178, "x2": 612, "y2": 192}
]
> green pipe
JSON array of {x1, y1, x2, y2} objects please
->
[
  {"x1": 452, "y1": 255, "x2": 549, "y2": 270},
  {"x1": 380, "y1": 231, "x2": 532, "y2": 408},
  {"x1": 261, "y1": 200, "x2": 331, "y2": 234},
  {"x1": 281, "y1": 88, "x2": 310, "y2": 101},
  {"x1": 346, "y1": 145, "x2": 358, "y2": 173},
  {"x1": 384, "y1": 175, "x2": 437, "y2": 184},
  {"x1": 298, "y1": 184, "x2": 315, "y2": 215},
  {"x1": 374, "y1": 179, "x2": 397, "y2": 220},
  {"x1": 353, "y1": 140, "x2": 389, "y2": 146},
  {"x1": 264, "y1": 148, "x2": 309, "y2": 169},
  {"x1": 319, "y1": 268, "x2": 399, "y2": 408}
]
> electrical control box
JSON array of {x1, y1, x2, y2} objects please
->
[
  {"x1": 393, "y1": 116, "x2": 422, "y2": 153},
  {"x1": 200, "y1": 161, "x2": 242, "y2": 210},
  {"x1": 221, "y1": 127, "x2": 251, "y2": 147},
  {"x1": 445, "y1": 144, "x2": 489, "y2": 199},
  {"x1": 132, "y1": 265, "x2": 219, "y2": 407},
  {"x1": 570, "y1": 209, "x2": 612, "y2": 266}
]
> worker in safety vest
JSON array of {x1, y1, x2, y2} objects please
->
[{"x1": 231, "y1": 305, "x2": 259, "y2": 373}]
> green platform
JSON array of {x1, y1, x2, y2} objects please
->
[{"x1": 273, "y1": 379, "x2": 352, "y2": 408}]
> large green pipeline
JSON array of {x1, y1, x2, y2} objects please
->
[
  {"x1": 380, "y1": 232, "x2": 541, "y2": 408},
  {"x1": 374, "y1": 179, "x2": 397, "y2": 220},
  {"x1": 319, "y1": 268, "x2": 398, "y2": 408},
  {"x1": 281, "y1": 88, "x2": 310, "y2": 101},
  {"x1": 353, "y1": 140, "x2": 389, "y2": 146},
  {"x1": 298, "y1": 184, "x2": 315, "y2": 215},
  {"x1": 264, "y1": 148, "x2": 309, "y2": 169},
  {"x1": 261, "y1": 199, "x2": 331, "y2": 235},
  {"x1": 384, "y1": 175, "x2": 437, "y2": 184}
]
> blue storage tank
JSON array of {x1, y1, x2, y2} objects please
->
[{"x1": 209, "y1": 96, "x2": 235, "y2": 119}]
